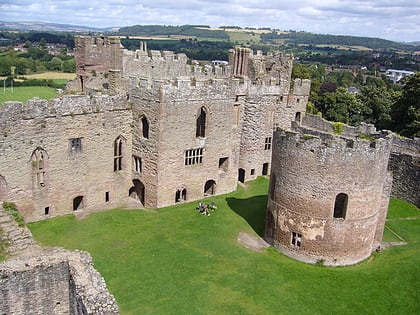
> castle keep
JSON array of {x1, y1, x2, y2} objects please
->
[{"x1": 0, "y1": 36, "x2": 310, "y2": 222}]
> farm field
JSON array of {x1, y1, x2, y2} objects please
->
[
  {"x1": 22, "y1": 72, "x2": 76, "y2": 80},
  {"x1": 0, "y1": 86, "x2": 58, "y2": 105},
  {"x1": 28, "y1": 178, "x2": 419, "y2": 315}
]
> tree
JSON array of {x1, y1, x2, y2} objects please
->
[
  {"x1": 319, "y1": 87, "x2": 370, "y2": 125},
  {"x1": 292, "y1": 63, "x2": 310, "y2": 79},
  {"x1": 390, "y1": 73, "x2": 420, "y2": 137},
  {"x1": 357, "y1": 86, "x2": 400, "y2": 130}
]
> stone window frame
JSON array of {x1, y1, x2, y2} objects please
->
[
  {"x1": 175, "y1": 186, "x2": 187, "y2": 203},
  {"x1": 196, "y1": 107, "x2": 207, "y2": 138},
  {"x1": 333, "y1": 193, "x2": 348, "y2": 219},
  {"x1": 113, "y1": 136, "x2": 124, "y2": 172},
  {"x1": 218, "y1": 157, "x2": 229, "y2": 172},
  {"x1": 133, "y1": 155, "x2": 142, "y2": 173},
  {"x1": 264, "y1": 137, "x2": 272, "y2": 150},
  {"x1": 69, "y1": 137, "x2": 83, "y2": 153},
  {"x1": 185, "y1": 148, "x2": 203, "y2": 166},
  {"x1": 31, "y1": 147, "x2": 47, "y2": 188},
  {"x1": 291, "y1": 232, "x2": 302, "y2": 248}
]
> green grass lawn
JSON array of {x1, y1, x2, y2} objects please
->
[
  {"x1": 28, "y1": 178, "x2": 419, "y2": 314},
  {"x1": 0, "y1": 86, "x2": 58, "y2": 105}
]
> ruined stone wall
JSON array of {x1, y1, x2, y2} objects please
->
[
  {"x1": 388, "y1": 137, "x2": 420, "y2": 207},
  {"x1": 0, "y1": 249, "x2": 119, "y2": 314},
  {"x1": 128, "y1": 77, "x2": 240, "y2": 207},
  {"x1": 0, "y1": 95, "x2": 132, "y2": 222},
  {"x1": 266, "y1": 128, "x2": 393, "y2": 266}
]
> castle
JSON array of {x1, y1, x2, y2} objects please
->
[
  {"x1": 0, "y1": 36, "x2": 418, "y2": 267},
  {"x1": 0, "y1": 36, "x2": 310, "y2": 222}
]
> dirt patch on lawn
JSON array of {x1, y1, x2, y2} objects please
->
[{"x1": 237, "y1": 232, "x2": 270, "y2": 252}]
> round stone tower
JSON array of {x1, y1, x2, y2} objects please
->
[{"x1": 265, "y1": 128, "x2": 393, "y2": 266}]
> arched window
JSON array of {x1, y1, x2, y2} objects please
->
[
  {"x1": 196, "y1": 107, "x2": 207, "y2": 138},
  {"x1": 31, "y1": 148, "x2": 47, "y2": 188},
  {"x1": 114, "y1": 136, "x2": 124, "y2": 171},
  {"x1": 175, "y1": 187, "x2": 187, "y2": 203},
  {"x1": 333, "y1": 193, "x2": 348, "y2": 219},
  {"x1": 141, "y1": 116, "x2": 149, "y2": 139}
]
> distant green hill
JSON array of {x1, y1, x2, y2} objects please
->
[
  {"x1": 261, "y1": 31, "x2": 419, "y2": 51},
  {"x1": 117, "y1": 25, "x2": 229, "y2": 40}
]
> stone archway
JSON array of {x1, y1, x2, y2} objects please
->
[
  {"x1": 204, "y1": 180, "x2": 216, "y2": 196},
  {"x1": 129, "y1": 179, "x2": 145, "y2": 205}
]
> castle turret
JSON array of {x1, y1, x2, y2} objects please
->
[{"x1": 265, "y1": 125, "x2": 393, "y2": 266}]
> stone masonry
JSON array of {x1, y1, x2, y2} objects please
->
[
  {"x1": 0, "y1": 36, "x2": 310, "y2": 222},
  {"x1": 264, "y1": 115, "x2": 411, "y2": 266}
]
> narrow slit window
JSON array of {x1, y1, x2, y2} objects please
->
[
  {"x1": 114, "y1": 137, "x2": 123, "y2": 171},
  {"x1": 196, "y1": 107, "x2": 207, "y2": 138},
  {"x1": 31, "y1": 148, "x2": 47, "y2": 188},
  {"x1": 141, "y1": 116, "x2": 149, "y2": 139}
]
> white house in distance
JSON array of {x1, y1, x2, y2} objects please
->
[{"x1": 385, "y1": 69, "x2": 415, "y2": 83}]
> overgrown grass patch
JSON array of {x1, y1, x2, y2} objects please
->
[{"x1": 28, "y1": 178, "x2": 419, "y2": 314}]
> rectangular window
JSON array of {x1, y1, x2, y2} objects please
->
[
  {"x1": 291, "y1": 232, "x2": 302, "y2": 248},
  {"x1": 185, "y1": 148, "x2": 203, "y2": 165},
  {"x1": 44, "y1": 207, "x2": 50, "y2": 215},
  {"x1": 264, "y1": 137, "x2": 272, "y2": 150},
  {"x1": 105, "y1": 191, "x2": 110, "y2": 202},
  {"x1": 70, "y1": 138, "x2": 82, "y2": 153},
  {"x1": 133, "y1": 156, "x2": 142, "y2": 172},
  {"x1": 250, "y1": 169, "x2": 255, "y2": 175}
]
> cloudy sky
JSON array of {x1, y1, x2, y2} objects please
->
[{"x1": 1, "y1": 0, "x2": 419, "y2": 42}]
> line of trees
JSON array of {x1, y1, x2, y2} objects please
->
[{"x1": 295, "y1": 63, "x2": 419, "y2": 138}]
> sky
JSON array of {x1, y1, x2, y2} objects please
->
[{"x1": 1, "y1": 0, "x2": 419, "y2": 42}]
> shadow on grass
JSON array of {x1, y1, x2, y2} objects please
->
[{"x1": 226, "y1": 195, "x2": 268, "y2": 237}]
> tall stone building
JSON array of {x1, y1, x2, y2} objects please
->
[{"x1": 0, "y1": 36, "x2": 310, "y2": 222}]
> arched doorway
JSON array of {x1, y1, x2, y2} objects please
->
[
  {"x1": 204, "y1": 180, "x2": 216, "y2": 196},
  {"x1": 238, "y1": 168, "x2": 245, "y2": 183},
  {"x1": 0, "y1": 175, "x2": 7, "y2": 201},
  {"x1": 129, "y1": 179, "x2": 145, "y2": 205}
]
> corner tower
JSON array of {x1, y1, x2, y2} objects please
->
[{"x1": 265, "y1": 121, "x2": 393, "y2": 266}]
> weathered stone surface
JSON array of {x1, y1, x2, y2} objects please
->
[
  {"x1": 0, "y1": 36, "x2": 311, "y2": 220},
  {"x1": 265, "y1": 117, "x2": 395, "y2": 266},
  {"x1": 0, "y1": 249, "x2": 119, "y2": 315}
]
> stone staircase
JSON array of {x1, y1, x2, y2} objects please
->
[{"x1": 0, "y1": 203, "x2": 36, "y2": 256}]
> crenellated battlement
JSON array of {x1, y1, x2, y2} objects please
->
[
  {"x1": 274, "y1": 128, "x2": 393, "y2": 158},
  {"x1": 0, "y1": 94, "x2": 129, "y2": 123},
  {"x1": 128, "y1": 75, "x2": 291, "y2": 99}
]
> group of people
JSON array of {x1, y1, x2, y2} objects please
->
[{"x1": 197, "y1": 201, "x2": 217, "y2": 216}]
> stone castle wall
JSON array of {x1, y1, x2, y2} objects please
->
[
  {"x1": 0, "y1": 249, "x2": 119, "y2": 314},
  {"x1": 388, "y1": 137, "x2": 420, "y2": 207},
  {"x1": 0, "y1": 95, "x2": 133, "y2": 222},
  {"x1": 266, "y1": 126, "x2": 393, "y2": 266}
]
